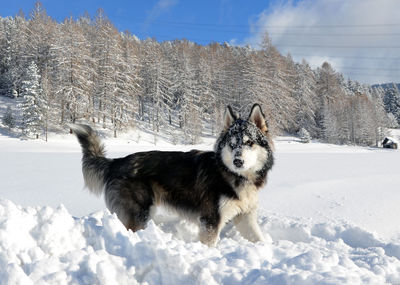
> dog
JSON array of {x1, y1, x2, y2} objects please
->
[{"x1": 70, "y1": 104, "x2": 274, "y2": 246}]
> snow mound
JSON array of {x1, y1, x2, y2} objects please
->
[{"x1": 1, "y1": 199, "x2": 400, "y2": 285}]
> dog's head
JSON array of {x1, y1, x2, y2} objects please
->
[{"x1": 215, "y1": 104, "x2": 274, "y2": 178}]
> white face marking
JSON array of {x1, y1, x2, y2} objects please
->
[
  {"x1": 241, "y1": 145, "x2": 268, "y2": 173},
  {"x1": 221, "y1": 144, "x2": 268, "y2": 177},
  {"x1": 243, "y1": 135, "x2": 249, "y2": 143},
  {"x1": 221, "y1": 145, "x2": 235, "y2": 172}
]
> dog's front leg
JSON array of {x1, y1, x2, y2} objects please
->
[
  {"x1": 199, "y1": 216, "x2": 221, "y2": 247},
  {"x1": 233, "y1": 209, "x2": 265, "y2": 243}
]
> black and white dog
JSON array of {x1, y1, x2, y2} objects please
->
[{"x1": 70, "y1": 104, "x2": 274, "y2": 246}]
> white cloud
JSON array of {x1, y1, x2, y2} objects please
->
[
  {"x1": 144, "y1": 0, "x2": 178, "y2": 30},
  {"x1": 245, "y1": 0, "x2": 400, "y2": 84}
]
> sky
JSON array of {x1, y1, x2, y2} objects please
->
[{"x1": 1, "y1": 0, "x2": 399, "y2": 84}]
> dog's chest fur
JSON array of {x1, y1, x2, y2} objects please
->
[{"x1": 219, "y1": 182, "x2": 259, "y2": 224}]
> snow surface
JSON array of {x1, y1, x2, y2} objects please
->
[{"x1": 1, "y1": 131, "x2": 400, "y2": 284}]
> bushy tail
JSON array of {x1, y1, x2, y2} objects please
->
[{"x1": 69, "y1": 124, "x2": 110, "y2": 196}]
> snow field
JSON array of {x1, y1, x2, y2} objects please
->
[
  {"x1": 1, "y1": 131, "x2": 400, "y2": 284},
  {"x1": 1, "y1": 199, "x2": 400, "y2": 284}
]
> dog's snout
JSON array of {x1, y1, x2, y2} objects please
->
[{"x1": 233, "y1": 158, "x2": 244, "y2": 168}]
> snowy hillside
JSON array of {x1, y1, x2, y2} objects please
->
[{"x1": 1, "y1": 132, "x2": 400, "y2": 284}]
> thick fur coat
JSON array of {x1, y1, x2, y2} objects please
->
[{"x1": 71, "y1": 104, "x2": 274, "y2": 246}]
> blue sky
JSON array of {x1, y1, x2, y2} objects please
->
[
  {"x1": 1, "y1": 0, "x2": 399, "y2": 84},
  {"x1": 0, "y1": 0, "x2": 276, "y2": 45}
]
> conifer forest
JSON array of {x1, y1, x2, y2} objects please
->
[{"x1": 1, "y1": 3, "x2": 399, "y2": 145}]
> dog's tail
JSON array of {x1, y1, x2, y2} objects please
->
[{"x1": 69, "y1": 124, "x2": 110, "y2": 196}]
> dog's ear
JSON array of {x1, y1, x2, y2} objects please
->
[
  {"x1": 223, "y1": 105, "x2": 237, "y2": 130},
  {"x1": 248, "y1": 104, "x2": 268, "y2": 133}
]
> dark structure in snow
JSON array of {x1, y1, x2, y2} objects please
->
[{"x1": 382, "y1": 137, "x2": 398, "y2": 149}]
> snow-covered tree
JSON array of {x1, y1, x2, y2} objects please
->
[
  {"x1": 383, "y1": 84, "x2": 400, "y2": 125},
  {"x1": 293, "y1": 60, "x2": 318, "y2": 136},
  {"x1": 20, "y1": 61, "x2": 43, "y2": 138},
  {"x1": 193, "y1": 48, "x2": 214, "y2": 134},
  {"x1": 26, "y1": 2, "x2": 56, "y2": 74},
  {"x1": 298, "y1": 128, "x2": 311, "y2": 143},
  {"x1": 92, "y1": 9, "x2": 119, "y2": 128},
  {"x1": 387, "y1": 113, "x2": 399, "y2": 128},
  {"x1": 316, "y1": 62, "x2": 344, "y2": 137},
  {"x1": 140, "y1": 39, "x2": 174, "y2": 134},
  {"x1": 2, "y1": 106, "x2": 15, "y2": 129},
  {"x1": 112, "y1": 32, "x2": 141, "y2": 136},
  {"x1": 250, "y1": 33, "x2": 297, "y2": 134},
  {"x1": 369, "y1": 86, "x2": 387, "y2": 146},
  {"x1": 0, "y1": 15, "x2": 28, "y2": 97},
  {"x1": 0, "y1": 5, "x2": 391, "y2": 146},
  {"x1": 52, "y1": 17, "x2": 92, "y2": 124},
  {"x1": 40, "y1": 65, "x2": 53, "y2": 141}
]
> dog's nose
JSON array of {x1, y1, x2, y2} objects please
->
[{"x1": 233, "y1": 158, "x2": 244, "y2": 168}]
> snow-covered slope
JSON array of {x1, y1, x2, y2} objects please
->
[{"x1": 0, "y1": 132, "x2": 400, "y2": 284}]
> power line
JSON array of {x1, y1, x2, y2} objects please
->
[
  {"x1": 333, "y1": 73, "x2": 397, "y2": 78},
  {"x1": 333, "y1": 66, "x2": 399, "y2": 71},
  {"x1": 127, "y1": 18, "x2": 400, "y2": 29},
  {"x1": 132, "y1": 32, "x2": 224, "y2": 44},
  {"x1": 128, "y1": 24, "x2": 400, "y2": 36},
  {"x1": 309, "y1": 71, "x2": 398, "y2": 80},
  {"x1": 291, "y1": 53, "x2": 400, "y2": 60},
  {"x1": 276, "y1": 44, "x2": 400, "y2": 49},
  {"x1": 269, "y1": 32, "x2": 400, "y2": 37},
  {"x1": 133, "y1": 32, "x2": 400, "y2": 50},
  {"x1": 309, "y1": 65, "x2": 399, "y2": 76},
  {"x1": 131, "y1": 32, "x2": 400, "y2": 78},
  {"x1": 266, "y1": 23, "x2": 400, "y2": 29},
  {"x1": 125, "y1": 18, "x2": 400, "y2": 36},
  {"x1": 310, "y1": 65, "x2": 400, "y2": 72},
  {"x1": 117, "y1": 17, "x2": 400, "y2": 51}
]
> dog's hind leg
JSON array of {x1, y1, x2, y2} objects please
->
[
  {"x1": 124, "y1": 208, "x2": 151, "y2": 232},
  {"x1": 105, "y1": 180, "x2": 153, "y2": 232},
  {"x1": 233, "y1": 209, "x2": 265, "y2": 243}
]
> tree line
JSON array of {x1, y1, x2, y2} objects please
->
[{"x1": 0, "y1": 3, "x2": 396, "y2": 145}]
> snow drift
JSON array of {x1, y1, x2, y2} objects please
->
[{"x1": 1, "y1": 199, "x2": 400, "y2": 285}]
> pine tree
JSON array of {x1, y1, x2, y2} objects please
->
[
  {"x1": 298, "y1": 127, "x2": 311, "y2": 143},
  {"x1": 368, "y1": 86, "x2": 387, "y2": 146},
  {"x1": 2, "y1": 106, "x2": 15, "y2": 129},
  {"x1": 52, "y1": 17, "x2": 93, "y2": 124},
  {"x1": 26, "y1": 2, "x2": 56, "y2": 74},
  {"x1": 250, "y1": 33, "x2": 297, "y2": 134},
  {"x1": 20, "y1": 61, "x2": 43, "y2": 138},
  {"x1": 383, "y1": 84, "x2": 400, "y2": 125},
  {"x1": 387, "y1": 113, "x2": 399, "y2": 128},
  {"x1": 316, "y1": 62, "x2": 346, "y2": 140},
  {"x1": 293, "y1": 60, "x2": 318, "y2": 137},
  {"x1": 140, "y1": 39, "x2": 174, "y2": 134},
  {"x1": 92, "y1": 9, "x2": 121, "y2": 129},
  {"x1": 0, "y1": 15, "x2": 28, "y2": 97},
  {"x1": 113, "y1": 32, "x2": 141, "y2": 135},
  {"x1": 41, "y1": 65, "x2": 53, "y2": 141},
  {"x1": 193, "y1": 47, "x2": 214, "y2": 135}
]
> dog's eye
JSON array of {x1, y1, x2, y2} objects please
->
[{"x1": 246, "y1": 141, "x2": 254, "y2": 147}]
